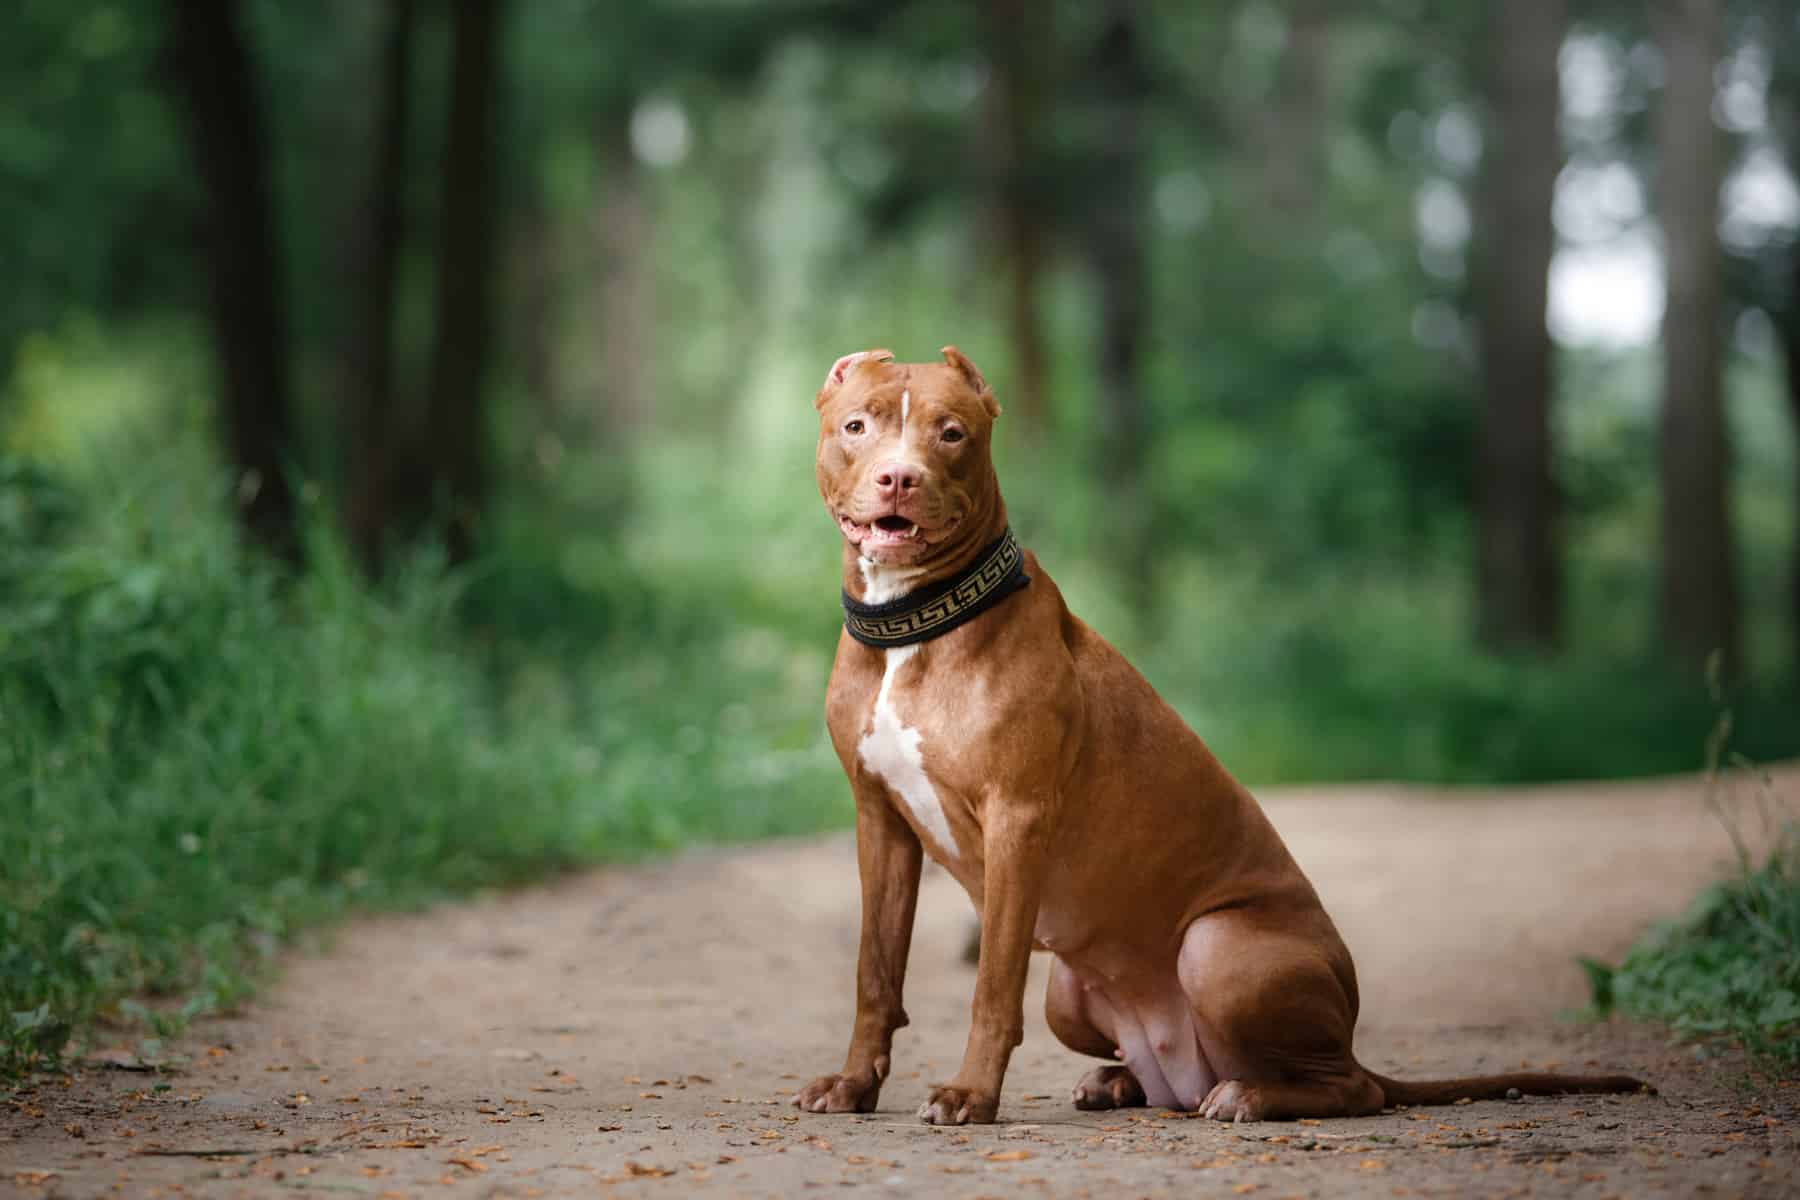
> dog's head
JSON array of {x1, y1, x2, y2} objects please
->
[{"x1": 815, "y1": 346, "x2": 1002, "y2": 567}]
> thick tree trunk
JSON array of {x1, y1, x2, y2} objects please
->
[
  {"x1": 1082, "y1": 0, "x2": 1153, "y2": 602},
  {"x1": 420, "y1": 0, "x2": 503, "y2": 565},
  {"x1": 343, "y1": 0, "x2": 416, "y2": 575},
  {"x1": 166, "y1": 0, "x2": 299, "y2": 564},
  {"x1": 1655, "y1": 0, "x2": 1739, "y2": 676},
  {"x1": 1473, "y1": 0, "x2": 1564, "y2": 651},
  {"x1": 984, "y1": 0, "x2": 1050, "y2": 438}
]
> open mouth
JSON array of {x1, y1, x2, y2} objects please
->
[{"x1": 836, "y1": 511, "x2": 959, "y2": 551}]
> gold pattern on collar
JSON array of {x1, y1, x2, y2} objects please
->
[{"x1": 843, "y1": 531, "x2": 1027, "y2": 648}]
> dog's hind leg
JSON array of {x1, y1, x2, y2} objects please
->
[{"x1": 1177, "y1": 909, "x2": 1385, "y2": 1122}]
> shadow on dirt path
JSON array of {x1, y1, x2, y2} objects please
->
[{"x1": 3, "y1": 770, "x2": 1796, "y2": 1197}]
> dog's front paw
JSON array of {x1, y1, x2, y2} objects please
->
[
  {"x1": 916, "y1": 1084, "x2": 998, "y2": 1125},
  {"x1": 792, "y1": 1069, "x2": 882, "y2": 1114},
  {"x1": 1200, "y1": 1079, "x2": 1266, "y2": 1123}
]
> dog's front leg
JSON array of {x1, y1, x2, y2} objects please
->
[
  {"x1": 918, "y1": 800, "x2": 1051, "y2": 1125},
  {"x1": 793, "y1": 787, "x2": 922, "y2": 1114}
]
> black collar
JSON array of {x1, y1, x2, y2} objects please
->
[{"x1": 841, "y1": 529, "x2": 1030, "y2": 649}]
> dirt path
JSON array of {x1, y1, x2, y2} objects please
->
[{"x1": 5, "y1": 771, "x2": 1796, "y2": 1198}]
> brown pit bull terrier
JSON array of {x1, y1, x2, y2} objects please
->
[{"x1": 792, "y1": 347, "x2": 1649, "y2": 1125}]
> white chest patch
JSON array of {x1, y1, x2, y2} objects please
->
[
  {"x1": 858, "y1": 645, "x2": 959, "y2": 862},
  {"x1": 857, "y1": 556, "x2": 923, "y2": 604}
]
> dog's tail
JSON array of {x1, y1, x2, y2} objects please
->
[{"x1": 1366, "y1": 1068, "x2": 1652, "y2": 1108}]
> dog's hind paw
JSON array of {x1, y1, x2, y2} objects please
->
[
  {"x1": 1072, "y1": 1064, "x2": 1146, "y2": 1111},
  {"x1": 1200, "y1": 1079, "x2": 1267, "y2": 1123}
]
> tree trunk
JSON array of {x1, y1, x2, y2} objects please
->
[
  {"x1": 1260, "y1": 0, "x2": 1332, "y2": 219},
  {"x1": 1473, "y1": 0, "x2": 1564, "y2": 652},
  {"x1": 1781, "y1": 239, "x2": 1800, "y2": 671},
  {"x1": 513, "y1": 193, "x2": 561, "y2": 469},
  {"x1": 420, "y1": 0, "x2": 503, "y2": 565},
  {"x1": 166, "y1": 0, "x2": 299, "y2": 564},
  {"x1": 343, "y1": 0, "x2": 416, "y2": 575},
  {"x1": 1082, "y1": 0, "x2": 1153, "y2": 603},
  {"x1": 1655, "y1": 0, "x2": 1739, "y2": 676},
  {"x1": 594, "y1": 121, "x2": 654, "y2": 440},
  {"x1": 984, "y1": 0, "x2": 1051, "y2": 439}
]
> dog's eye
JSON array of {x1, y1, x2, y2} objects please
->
[
  {"x1": 844, "y1": 419, "x2": 864, "y2": 435},
  {"x1": 941, "y1": 426, "x2": 965, "y2": 444}
]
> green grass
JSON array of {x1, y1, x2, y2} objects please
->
[{"x1": 0, "y1": 448, "x2": 847, "y2": 1077}]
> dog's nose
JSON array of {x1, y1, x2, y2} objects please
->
[{"x1": 873, "y1": 461, "x2": 923, "y2": 495}]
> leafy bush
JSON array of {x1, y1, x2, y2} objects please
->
[{"x1": 0, "y1": 447, "x2": 845, "y2": 1076}]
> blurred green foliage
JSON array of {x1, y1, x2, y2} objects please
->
[{"x1": 0, "y1": 429, "x2": 843, "y2": 1076}]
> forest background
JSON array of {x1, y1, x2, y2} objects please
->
[{"x1": 3, "y1": 0, "x2": 1798, "y2": 1071}]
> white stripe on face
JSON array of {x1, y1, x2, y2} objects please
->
[{"x1": 900, "y1": 388, "x2": 910, "y2": 435}]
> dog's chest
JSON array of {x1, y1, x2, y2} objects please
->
[{"x1": 856, "y1": 646, "x2": 963, "y2": 863}]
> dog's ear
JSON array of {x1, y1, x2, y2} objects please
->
[
  {"x1": 816, "y1": 348, "x2": 895, "y2": 408},
  {"x1": 941, "y1": 345, "x2": 1000, "y2": 418}
]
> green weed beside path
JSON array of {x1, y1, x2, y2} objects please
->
[
  {"x1": 1585, "y1": 704, "x2": 1799, "y2": 1073},
  {"x1": 1586, "y1": 839, "x2": 1800, "y2": 1071}
]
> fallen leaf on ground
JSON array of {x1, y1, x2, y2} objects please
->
[
  {"x1": 985, "y1": 1149, "x2": 1032, "y2": 1162},
  {"x1": 625, "y1": 1161, "x2": 674, "y2": 1178}
]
